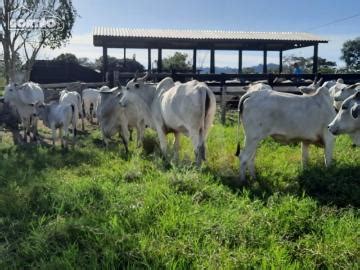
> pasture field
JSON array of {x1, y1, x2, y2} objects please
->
[{"x1": 0, "y1": 118, "x2": 359, "y2": 269}]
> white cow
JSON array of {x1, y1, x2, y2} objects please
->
[
  {"x1": 243, "y1": 82, "x2": 272, "y2": 92},
  {"x1": 328, "y1": 92, "x2": 360, "y2": 144},
  {"x1": 322, "y1": 80, "x2": 337, "y2": 89},
  {"x1": 4, "y1": 82, "x2": 44, "y2": 142},
  {"x1": 35, "y1": 102, "x2": 76, "y2": 148},
  {"x1": 328, "y1": 79, "x2": 347, "y2": 110},
  {"x1": 59, "y1": 90, "x2": 84, "y2": 132},
  {"x1": 82, "y1": 88, "x2": 100, "y2": 123},
  {"x1": 120, "y1": 74, "x2": 217, "y2": 165},
  {"x1": 97, "y1": 87, "x2": 147, "y2": 153},
  {"x1": 236, "y1": 86, "x2": 336, "y2": 182},
  {"x1": 332, "y1": 83, "x2": 360, "y2": 145}
]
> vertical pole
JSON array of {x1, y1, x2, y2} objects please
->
[
  {"x1": 220, "y1": 83, "x2": 227, "y2": 125},
  {"x1": 279, "y1": 50, "x2": 283, "y2": 74},
  {"x1": 263, "y1": 49, "x2": 267, "y2": 74},
  {"x1": 313, "y1": 44, "x2": 318, "y2": 75},
  {"x1": 238, "y1": 49, "x2": 243, "y2": 74},
  {"x1": 148, "y1": 48, "x2": 151, "y2": 71},
  {"x1": 192, "y1": 49, "x2": 197, "y2": 74},
  {"x1": 158, "y1": 48, "x2": 162, "y2": 73},
  {"x1": 102, "y1": 46, "x2": 108, "y2": 81},
  {"x1": 123, "y1": 48, "x2": 126, "y2": 68},
  {"x1": 210, "y1": 49, "x2": 215, "y2": 74}
]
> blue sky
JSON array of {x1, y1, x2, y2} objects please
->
[{"x1": 41, "y1": 0, "x2": 360, "y2": 68}]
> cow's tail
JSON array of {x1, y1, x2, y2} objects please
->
[{"x1": 235, "y1": 92, "x2": 252, "y2": 156}]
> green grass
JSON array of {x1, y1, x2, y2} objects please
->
[{"x1": 0, "y1": 119, "x2": 359, "y2": 269}]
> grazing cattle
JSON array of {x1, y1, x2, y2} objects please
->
[
  {"x1": 35, "y1": 102, "x2": 76, "y2": 148},
  {"x1": 328, "y1": 79, "x2": 347, "y2": 110},
  {"x1": 334, "y1": 83, "x2": 360, "y2": 103},
  {"x1": 236, "y1": 86, "x2": 336, "y2": 182},
  {"x1": 120, "y1": 74, "x2": 216, "y2": 165},
  {"x1": 82, "y1": 88, "x2": 100, "y2": 123},
  {"x1": 322, "y1": 80, "x2": 337, "y2": 89},
  {"x1": 243, "y1": 82, "x2": 272, "y2": 92},
  {"x1": 328, "y1": 92, "x2": 360, "y2": 145},
  {"x1": 297, "y1": 78, "x2": 324, "y2": 94},
  {"x1": 97, "y1": 87, "x2": 147, "y2": 153},
  {"x1": 0, "y1": 97, "x2": 22, "y2": 144},
  {"x1": 59, "y1": 90, "x2": 84, "y2": 131},
  {"x1": 4, "y1": 82, "x2": 44, "y2": 142},
  {"x1": 332, "y1": 84, "x2": 360, "y2": 145}
]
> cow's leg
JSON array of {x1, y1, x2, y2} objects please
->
[
  {"x1": 323, "y1": 133, "x2": 334, "y2": 167},
  {"x1": 119, "y1": 127, "x2": 130, "y2": 154},
  {"x1": 129, "y1": 129, "x2": 133, "y2": 142},
  {"x1": 23, "y1": 118, "x2": 30, "y2": 143},
  {"x1": 136, "y1": 122, "x2": 145, "y2": 148},
  {"x1": 248, "y1": 151, "x2": 257, "y2": 180},
  {"x1": 173, "y1": 132, "x2": 181, "y2": 162},
  {"x1": 51, "y1": 127, "x2": 56, "y2": 147},
  {"x1": 239, "y1": 137, "x2": 259, "y2": 182},
  {"x1": 301, "y1": 142, "x2": 309, "y2": 168},
  {"x1": 189, "y1": 131, "x2": 203, "y2": 166},
  {"x1": 156, "y1": 125, "x2": 168, "y2": 159},
  {"x1": 81, "y1": 113, "x2": 85, "y2": 131},
  {"x1": 59, "y1": 128, "x2": 65, "y2": 148}
]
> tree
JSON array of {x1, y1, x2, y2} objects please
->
[
  {"x1": 95, "y1": 56, "x2": 144, "y2": 73},
  {"x1": 53, "y1": 53, "x2": 78, "y2": 64},
  {"x1": 162, "y1": 52, "x2": 192, "y2": 71},
  {"x1": 78, "y1": 57, "x2": 96, "y2": 69},
  {"x1": 1, "y1": 0, "x2": 77, "y2": 82},
  {"x1": 283, "y1": 55, "x2": 337, "y2": 74},
  {"x1": 341, "y1": 37, "x2": 360, "y2": 72}
]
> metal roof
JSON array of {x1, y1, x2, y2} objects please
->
[{"x1": 93, "y1": 27, "x2": 328, "y2": 50}]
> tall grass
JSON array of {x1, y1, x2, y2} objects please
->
[{"x1": 0, "y1": 120, "x2": 359, "y2": 269}]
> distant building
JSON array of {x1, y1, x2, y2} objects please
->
[{"x1": 30, "y1": 60, "x2": 102, "y2": 83}]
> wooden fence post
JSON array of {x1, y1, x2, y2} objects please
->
[{"x1": 220, "y1": 78, "x2": 227, "y2": 125}]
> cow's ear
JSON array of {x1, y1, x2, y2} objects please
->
[
  {"x1": 351, "y1": 106, "x2": 359, "y2": 119},
  {"x1": 134, "y1": 83, "x2": 140, "y2": 89}
]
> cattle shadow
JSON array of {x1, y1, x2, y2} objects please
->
[
  {"x1": 0, "y1": 143, "x2": 100, "y2": 188},
  {"x1": 208, "y1": 164, "x2": 360, "y2": 208},
  {"x1": 297, "y1": 165, "x2": 360, "y2": 207}
]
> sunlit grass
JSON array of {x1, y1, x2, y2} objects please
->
[{"x1": 0, "y1": 117, "x2": 359, "y2": 269}]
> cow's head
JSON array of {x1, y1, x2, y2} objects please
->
[
  {"x1": 299, "y1": 78, "x2": 323, "y2": 95},
  {"x1": 34, "y1": 102, "x2": 47, "y2": 119},
  {"x1": 334, "y1": 84, "x2": 359, "y2": 102},
  {"x1": 328, "y1": 91, "x2": 360, "y2": 135},
  {"x1": 3, "y1": 82, "x2": 19, "y2": 103},
  {"x1": 126, "y1": 72, "x2": 150, "y2": 91}
]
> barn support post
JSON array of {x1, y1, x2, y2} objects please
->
[
  {"x1": 263, "y1": 49, "x2": 267, "y2": 74},
  {"x1": 102, "y1": 46, "x2": 108, "y2": 81},
  {"x1": 123, "y1": 48, "x2": 126, "y2": 68},
  {"x1": 192, "y1": 49, "x2": 197, "y2": 74},
  {"x1": 238, "y1": 49, "x2": 243, "y2": 74},
  {"x1": 220, "y1": 77, "x2": 227, "y2": 125},
  {"x1": 113, "y1": 70, "x2": 120, "y2": 86},
  {"x1": 210, "y1": 49, "x2": 215, "y2": 74},
  {"x1": 148, "y1": 48, "x2": 151, "y2": 71},
  {"x1": 158, "y1": 48, "x2": 162, "y2": 73},
  {"x1": 313, "y1": 44, "x2": 318, "y2": 74},
  {"x1": 279, "y1": 50, "x2": 283, "y2": 73}
]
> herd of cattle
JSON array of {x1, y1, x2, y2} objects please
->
[{"x1": 0, "y1": 73, "x2": 359, "y2": 182}]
